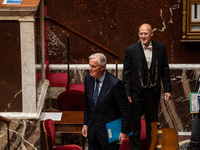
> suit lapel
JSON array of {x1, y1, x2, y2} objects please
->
[
  {"x1": 150, "y1": 41, "x2": 158, "y2": 74},
  {"x1": 135, "y1": 43, "x2": 143, "y2": 74},
  {"x1": 89, "y1": 77, "x2": 96, "y2": 109},
  {"x1": 136, "y1": 42, "x2": 148, "y2": 79}
]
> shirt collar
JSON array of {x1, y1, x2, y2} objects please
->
[
  {"x1": 97, "y1": 70, "x2": 106, "y2": 83},
  {"x1": 141, "y1": 41, "x2": 152, "y2": 50}
]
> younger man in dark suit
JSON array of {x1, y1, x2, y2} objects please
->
[
  {"x1": 123, "y1": 23, "x2": 171, "y2": 150},
  {"x1": 82, "y1": 53, "x2": 130, "y2": 150}
]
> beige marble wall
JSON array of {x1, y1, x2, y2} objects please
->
[{"x1": 0, "y1": 119, "x2": 41, "y2": 149}]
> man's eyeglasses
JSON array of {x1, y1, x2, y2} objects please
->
[
  {"x1": 89, "y1": 64, "x2": 100, "y2": 69},
  {"x1": 138, "y1": 32, "x2": 151, "y2": 36}
]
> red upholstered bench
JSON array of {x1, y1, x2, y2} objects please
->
[{"x1": 120, "y1": 119, "x2": 148, "y2": 150}]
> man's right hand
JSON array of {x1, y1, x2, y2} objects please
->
[
  {"x1": 128, "y1": 96, "x2": 132, "y2": 103},
  {"x1": 82, "y1": 125, "x2": 88, "y2": 137}
]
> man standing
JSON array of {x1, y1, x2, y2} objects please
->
[
  {"x1": 82, "y1": 53, "x2": 130, "y2": 150},
  {"x1": 187, "y1": 75, "x2": 200, "y2": 150},
  {"x1": 123, "y1": 23, "x2": 171, "y2": 150}
]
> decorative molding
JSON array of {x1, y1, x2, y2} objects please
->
[
  {"x1": 182, "y1": 0, "x2": 187, "y2": 38},
  {"x1": 182, "y1": 0, "x2": 200, "y2": 40}
]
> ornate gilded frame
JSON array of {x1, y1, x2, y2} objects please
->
[{"x1": 182, "y1": 0, "x2": 200, "y2": 41}]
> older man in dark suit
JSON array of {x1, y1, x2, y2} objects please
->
[
  {"x1": 123, "y1": 23, "x2": 171, "y2": 150},
  {"x1": 82, "y1": 53, "x2": 130, "y2": 150}
]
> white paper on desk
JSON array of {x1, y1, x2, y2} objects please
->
[
  {"x1": 2, "y1": 0, "x2": 7, "y2": 4},
  {"x1": 3, "y1": 0, "x2": 23, "y2": 4},
  {"x1": 40, "y1": 112, "x2": 62, "y2": 121}
]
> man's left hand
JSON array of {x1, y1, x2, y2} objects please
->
[
  {"x1": 118, "y1": 133, "x2": 127, "y2": 144},
  {"x1": 165, "y1": 93, "x2": 171, "y2": 102}
]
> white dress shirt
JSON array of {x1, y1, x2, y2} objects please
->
[{"x1": 142, "y1": 42, "x2": 152, "y2": 69}]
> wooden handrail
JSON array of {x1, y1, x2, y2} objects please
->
[
  {"x1": 0, "y1": 115, "x2": 11, "y2": 126},
  {"x1": 44, "y1": 16, "x2": 119, "y2": 60}
]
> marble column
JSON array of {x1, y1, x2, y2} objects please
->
[{"x1": 20, "y1": 21, "x2": 36, "y2": 113}]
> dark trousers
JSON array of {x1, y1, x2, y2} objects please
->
[
  {"x1": 187, "y1": 113, "x2": 200, "y2": 150},
  {"x1": 129, "y1": 88, "x2": 161, "y2": 150},
  {"x1": 88, "y1": 135, "x2": 119, "y2": 150}
]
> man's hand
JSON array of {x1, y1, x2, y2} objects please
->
[
  {"x1": 119, "y1": 133, "x2": 127, "y2": 144},
  {"x1": 165, "y1": 93, "x2": 171, "y2": 102},
  {"x1": 128, "y1": 96, "x2": 132, "y2": 103},
  {"x1": 82, "y1": 125, "x2": 88, "y2": 137}
]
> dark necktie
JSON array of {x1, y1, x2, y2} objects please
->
[{"x1": 94, "y1": 79, "x2": 100, "y2": 106}]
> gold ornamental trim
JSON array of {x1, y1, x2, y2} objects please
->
[{"x1": 188, "y1": 36, "x2": 200, "y2": 39}]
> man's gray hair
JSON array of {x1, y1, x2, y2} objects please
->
[{"x1": 89, "y1": 53, "x2": 107, "y2": 66}]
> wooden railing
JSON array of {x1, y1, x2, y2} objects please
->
[
  {"x1": 44, "y1": 16, "x2": 119, "y2": 77},
  {"x1": 0, "y1": 115, "x2": 11, "y2": 150}
]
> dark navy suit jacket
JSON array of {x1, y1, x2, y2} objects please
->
[{"x1": 84, "y1": 71, "x2": 130, "y2": 146}]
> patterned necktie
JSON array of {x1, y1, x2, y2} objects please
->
[{"x1": 94, "y1": 79, "x2": 100, "y2": 106}]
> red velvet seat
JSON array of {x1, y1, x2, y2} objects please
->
[
  {"x1": 69, "y1": 84, "x2": 84, "y2": 92},
  {"x1": 57, "y1": 90, "x2": 84, "y2": 111},
  {"x1": 46, "y1": 60, "x2": 69, "y2": 87},
  {"x1": 119, "y1": 119, "x2": 149, "y2": 150},
  {"x1": 46, "y1": 60, "x2": 84, "y2": 92},
  {"x1": 43, "y1": 119, "x2": 82, "y2": 150},
  {"x1": 47, "y1": 72, "x2": 68, "y2": 87}
]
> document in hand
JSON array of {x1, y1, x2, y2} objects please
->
[
  {"x1": 106, "y1": 118, "x2": 132, "y2": 143},
  {"x1": 190, "y1": 92, "x2": 200, "y2": 113}
]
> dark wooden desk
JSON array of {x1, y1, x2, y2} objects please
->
[
  {"x1": 54, "y1": 111, "x2": 85, "y2": 149},
  {"x1": 54, "y1": 111, "x2": 84, "y2": 133}
]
